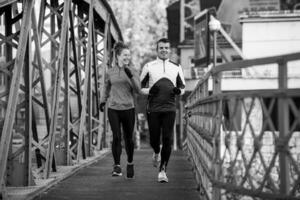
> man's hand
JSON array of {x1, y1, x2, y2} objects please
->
[
  {"x1": 124, "y1": 67, "x2": 133, "y2": 79},
  {"x1": 149, "y1": 85, "x2": 159, "y2": 95},
  {"x1": 173, "y1": 87, "x2": 181, "y2": 95},
  {"x1": 100, "y1": 102, "x2": 106, "y2": 112}
]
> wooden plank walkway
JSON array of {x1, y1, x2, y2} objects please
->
[{"x1": 34, "y1": 149, "x2": 200, "y2": 200}]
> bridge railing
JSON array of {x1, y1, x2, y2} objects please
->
[
  {"x1": 185, "y1": 52, "x2": 300, "y2": 200},
  {"x1": 0, "y1": 0, "x2": 121, "y2": 197}
]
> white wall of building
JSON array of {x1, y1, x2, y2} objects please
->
[
  {"x1": 242, "y1": 18, "x2": 300, "y2": 57},
  {"x1": 241, "y1": 14, "x2": 300, "y2": 83}
]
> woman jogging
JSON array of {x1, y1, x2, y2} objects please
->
[{"x1": 100, "y1": 42, "x2": 140, "y2": 178}]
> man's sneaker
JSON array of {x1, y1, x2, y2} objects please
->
[
  {"x1": 158, "y1": 170, "x2": 168, "y2": 183},
  {"x1": 112, "y1": 165, "x2": 122, "y2": 176},
  {"x1": 126, "y1": 163, "x2": 134, "y2": 179},
  {"x1": 152, "y1": 153, "x2": 161, "y2": 168}
]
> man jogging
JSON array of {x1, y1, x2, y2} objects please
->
[{"x1": 140, "y1": 38, "x2": 185, "y2": 183}]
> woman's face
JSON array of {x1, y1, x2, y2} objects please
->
[{"x1": 117, "y1": 48, "x2": 131, "y2": 67}]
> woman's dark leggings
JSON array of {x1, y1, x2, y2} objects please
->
[
  {"x1": 108, "y1": 108, "x2": 135, "y2": 165},
  {"x1": 147, "y1": 111, "x2": 176, "y2": 171}
]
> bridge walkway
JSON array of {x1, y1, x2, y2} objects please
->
[{"x1": 34, "y1": 148, "x2": 200, "y2": 200}]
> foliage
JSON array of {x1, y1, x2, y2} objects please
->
[{"x1": 108, "y1": 0, "x2": 174, "y2": 70}]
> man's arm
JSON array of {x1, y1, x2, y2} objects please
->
[
  {"x1": 140, "y1": 64, "x2": 150, "y2": 95},
  {"x1": 176, "y1": 65, "x2": 186, "y2": 95}
]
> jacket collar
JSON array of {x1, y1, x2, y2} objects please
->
[{"x1": 156, "y1": 57, "x2": 169, "y2": 63}]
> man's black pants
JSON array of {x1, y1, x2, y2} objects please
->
[{"x1": 147, "y1": 111, "x2": 176, "y2": 171}]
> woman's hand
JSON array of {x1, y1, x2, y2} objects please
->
[{"x1": 100, "y1": 102, "x2": 106, "y2": 112}]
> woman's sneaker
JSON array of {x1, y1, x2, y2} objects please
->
[
  {"x1": 126, "y1": 163, "x2": 134, "y2": 179},
  {"x1": 158, "y1": 169, "x2": 168, "y2": 183},
  {"x1": 112, "y1": 165, "x2": 122, "y2": 176}
]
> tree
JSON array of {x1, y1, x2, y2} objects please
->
[{"x1": 108, "y1": 0, "x2": 172, "y2": 70}]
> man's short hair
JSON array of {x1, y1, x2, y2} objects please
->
[{"x1": 156, "y1": 38, "x2": 170, "y2": 50}]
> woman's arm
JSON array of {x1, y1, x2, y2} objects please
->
[
  {"x1": 128, "y1": 68, "x2": 141, "y2": 94},
  {"x1": 100, "y1": 72, "x2": 111, "y2": 103}
]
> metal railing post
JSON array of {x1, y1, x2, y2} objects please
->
[{"x1": 277, "y1": 58, "x2": 290, "y2": 195}]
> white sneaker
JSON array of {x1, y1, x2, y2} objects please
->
[
  {"x1": 152, "y1": 153, "x2": 161, "y2": 168},
  {"x1": 158, "y1": 170, "x2": 168, "y2": 183}
]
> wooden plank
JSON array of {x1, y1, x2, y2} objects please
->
[{"x1": 0, "y1": 0, "x2": 34, "y2": 191}]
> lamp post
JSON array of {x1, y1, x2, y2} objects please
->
[
  {"x1": 208, "y1": 14, "x2": 221, "y2": 200},
  {"x1": 208, "y1": 15, "x2": 221, "y2": 69}
]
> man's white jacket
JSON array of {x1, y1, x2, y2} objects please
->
[{"x1": 140, "y1": 58, "x2": 185, "y2": 112}]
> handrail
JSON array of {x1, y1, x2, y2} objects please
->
[
  {"x1": 188, "y1": 52, "x2": 300, "y2": 101},
  {"x1": 212, "y1": 52, "x2": 300, "y2": 74},
  {"x1": 185, "y1": 51, "x2": 300, "y2": 199}
]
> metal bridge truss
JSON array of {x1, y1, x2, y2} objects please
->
[
  {"x1": 0, "y1": 0, "x2": 121, "y2": 197},
  {"x1": 185, "y1": 52, "x2": 300, "y2": 200}
]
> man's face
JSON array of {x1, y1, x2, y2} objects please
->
[{"x1": 157, "y1": 42, "x2": 170, "y2": 60}]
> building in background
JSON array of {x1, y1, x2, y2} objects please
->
[
  {"x1": 166, "y1": 0, "x2": 300, "y2": 96},
  {"x1": 167, "y1": 0, "x2": 223, "y2": 95},
  {"x1": 166, "y1": 0, "x2": 300, "y2": 144}
]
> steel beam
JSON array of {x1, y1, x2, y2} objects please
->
[
  {"x1": 44, "y1": 0, "x2": 71, "y2": 179},
  {"x1": 77, "y1": 0, "x2": 94, "y2": 162},
  {"x1": 0, "y1": 0, "x2": 34, "y2": 192}
]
